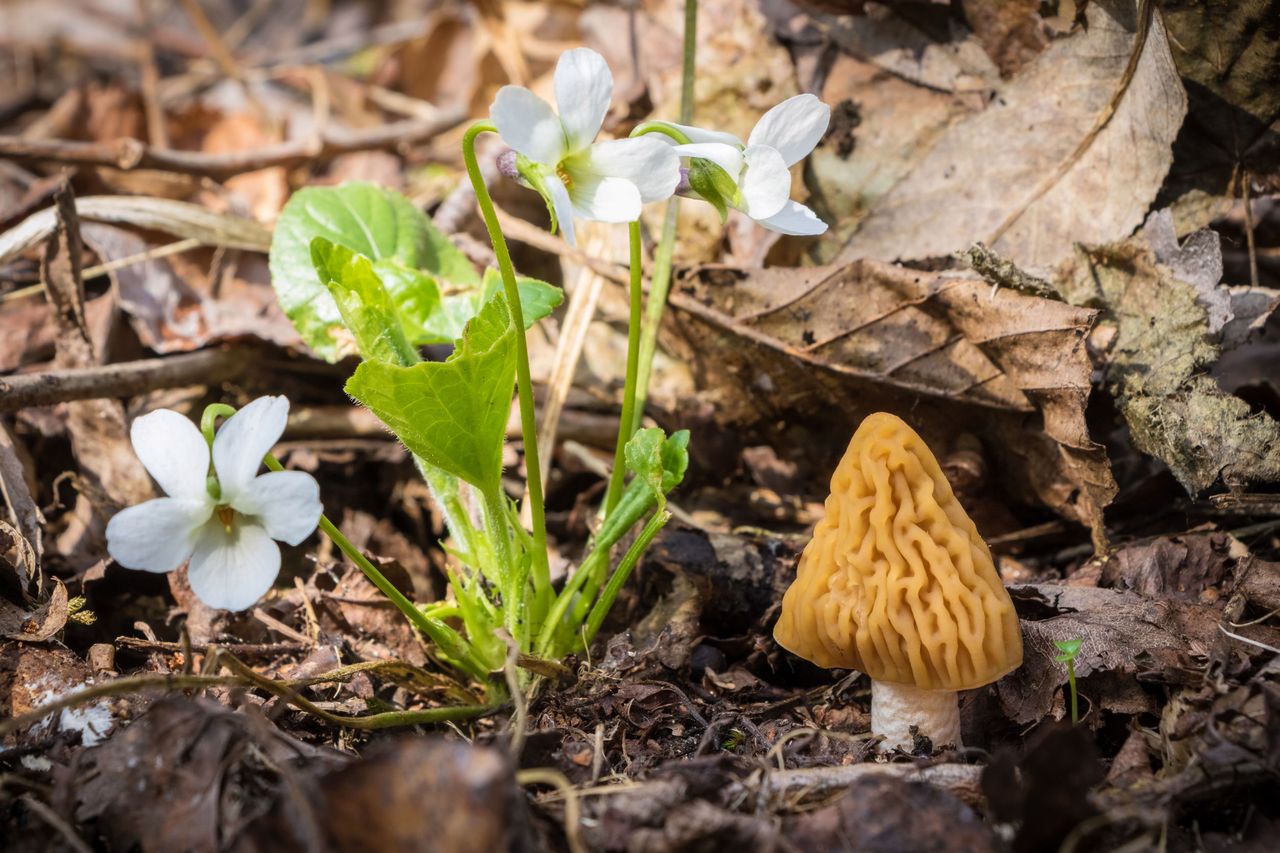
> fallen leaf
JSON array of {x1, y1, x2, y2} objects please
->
[
  {"x1": 237, "y1": 737, "x2": 534, "y2": 853},
  {"x1": 837, "y1": 0, "x2": 1187, "y2": 270},
  {"x1": 998, "y1": 583, "x2": 1280, "y2": 725},
  {"x1": 788, "y1": 773, "x2": 1003, "y2": 853},
  {"x1": 959, "y1": 0, "x2": 1050, "y2": 78},
  {"x1": 0, "y1": 577, "x2": 67, "y2": 641},
  {"x1": 1057, "y1": 233, "x2": 1280, "y2": 493},
  {"x1": 668, "y1": 260, "x2": 1116, "y2": 536}
]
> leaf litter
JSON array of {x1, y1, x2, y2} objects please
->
[{"x1": 2, "y1": 0, "x2": 1280, "y2": 851}]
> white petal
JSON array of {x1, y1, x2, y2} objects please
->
[
  {"x1": 747, "y1": 94, "x2": 830, "y2": 167},
  {"x1": 130, "y1": 409, "x2": 209, "y2": 500},
  {"x1": 554, "y1": 48, "x2": 612, "y2": 153},
  {"x1": 652, "y1": 121, "x2": 742, "y2": 148},
  {"x1": 569, "y1": 175, "x2": 642, "y2": 222},
  {"x1": 231, "y1": 470, "x2": 322, "y2": 546},
  {"x1": 757, "y1": 199, "x2": 828, "y2": 236},
  {"x1": 212, "y1": 396, "x2": 289, "y2": 501},
  {"x1": 547, "y1": 177, "x2": 577, "y2": 247},
  {"x1": 491, "y1": 86, "x2": 566, "y2": 167},
  {"x1": 738, "y1": 146, "x2": 791, "y2": 221},
  {"x1": 673, "y1": 143, "x2": 745, "y2": 182},
  {"x1": 187, "y1": 521, "x2": 280, "y2": 611},
  {"x1": 106, "y1": 498, "x2": 210, "y2": 572},
  {"x1": 577, "y1": 137, "x2": 680, "y2": 203}
]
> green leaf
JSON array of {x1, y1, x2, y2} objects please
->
[
  {"x1": 422, "y1": 269, "x2": 563, "y2": 345},
  {"x1": 1053, "y1": 638, "x2": 1083, "y2": 661},
  {"x1": 624, "y1": 428, "x2": 667, "y2": 502},
  {"x1": 270, "y1": 182, "x2": 477, "y2": 361},
  {"x1": 346, "y1": 293, "x2": 517, "y2": 493},
  {"x1": 371, "y1": 260, "x2": 442, "y2": 343},
  {"x1": 310, "y1": 238, "x2": 419, "y2": 367},
  {"x1": 687, "y1": 158, "x2": 739, "y2": 222},
  {"x1": 482, "y1": 268, "x2": 564, "y2": 328},
  {"x1": 598, "y1": 429, "x2": 691, "y2": 545}
]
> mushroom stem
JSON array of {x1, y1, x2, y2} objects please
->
[{"x1": 871, "y1": 681, "x2": 961, "y2": 751}]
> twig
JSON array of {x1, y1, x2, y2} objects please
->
[
  {"x1": 20, "y1": 795, "x2": 94, "y2": 853},
  {"x1": 517, "y1": 768, "x2": 587, "y2": 853},
  {"x1": 0, "y1": 346, "x2": 254, "y2": 412},
  {"x1": 116, "y1": 636, "x2": 308, "y2": 657},
  {"x1": 0, "y1": 109, "x2": 465, "y2": 180}
]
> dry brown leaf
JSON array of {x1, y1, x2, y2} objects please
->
[
  {"x1": 668, "y1": 260, "x2": 1115, "y2": 537},
  {"x1": 836, "y1": 0, "x2": 1187, "y2": 271},
  {"x1": 959, "y1": 0, "x2": 1050, "y2": 78},
  {"x1": 809, "y1": 52, "x2": 977, "y2": 262},
  {"x1": 999, "y1": 584, "x2": 1240, "y2": 725},
  {"x1": 0, "y1": 577, "x2": 67, "y2": 641}
]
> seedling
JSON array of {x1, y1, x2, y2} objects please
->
[{"x1": 1054, "y1": 638, "x2": 1084, "y2": 724}]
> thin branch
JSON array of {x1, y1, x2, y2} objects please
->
[
  {"x1": 0, "y1": 346, "x2": 254, "y2": 412},
  {"x1": 0, "y1": 109, "x2": 465, "y2": 180}
]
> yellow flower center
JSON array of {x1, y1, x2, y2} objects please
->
[
  {"x1": 556, "y1": 163, "x2": 573, "y2": 190},
  {"x1": 216, "y1": 505, "x2": 236, "y2": 532}
]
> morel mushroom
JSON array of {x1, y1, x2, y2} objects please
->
[{"x1": 773, "y1": 412, "x2": 1023, "y2": 750}]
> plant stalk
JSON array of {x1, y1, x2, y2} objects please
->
[
  {"x1": 462, "y1": 121, "x2": 552, "y2": 616},
  {"x1": 603, "y1": 221, "x2": 645, "y2": 515},
  {"x1": 628, "y1": 0, "x2": 697, "y2": 434}
]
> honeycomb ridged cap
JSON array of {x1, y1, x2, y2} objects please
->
[{"x1": 773, "y1": 412, "x2": 1023, "y2": 691}]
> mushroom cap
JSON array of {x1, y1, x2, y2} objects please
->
[{"x1": 774, "y1": 412, "x2": 1022, "y2": 691}]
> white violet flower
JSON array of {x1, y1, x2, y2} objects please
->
[
  {"x1": 106, "y1": 396, "x2": 322, "y2": 612},
  {"x1": 660, "y1": 93, "x2": 831, "y2": 236},
  {"x1": 491, "y1": 47, "x2": 681, "y2": 247}
]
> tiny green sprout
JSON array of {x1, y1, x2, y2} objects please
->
[
  {"x1": 1053, "y1": 638, "x2": 1083, "y2": 724},
  {"x1": 67, "y1": 595, "x2": 96, "y2": 626},
  {"x1": 721, "y1": 728, "x2": 746, "y2": 751}
]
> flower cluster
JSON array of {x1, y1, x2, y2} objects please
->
[
  {"x1": 106, "y1": 396, "x2": 322, "y2": 611},
  {"x1": 493, "y1": 48, "x2": 830, "y2": 244}
]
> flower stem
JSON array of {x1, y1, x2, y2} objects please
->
[
  {"x1": 261, "y1": 452, "x2": 490, "y2": 681},
  {"x1": 603, "y1": 221, "x2": 645, "y2": 516},
  {"x1": 462, "y1": 121, "x2": 552, "y2": 616},
  {"x1": 628, "y1": 0, "x2": 696, "y2": 434}
]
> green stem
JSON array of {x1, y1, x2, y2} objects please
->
[
  {"x1": 629, "y1": 0, "x2": 697, "y2": 434},
  {"x1": 462, "y1": 121, "x2": 552, "y2": 616},
  {"x1": 603, "y1": 221, "x2": 645, "y2": 516},
  {"x1": 581, "y1": 509, "x2": 671, "y2": 648},
  {"x1": 261, "y1": 453, "x2": 490, "y2": 681},
  {"x1": 1068, "y1": 659, "x2": 1079, "y2": 724}
]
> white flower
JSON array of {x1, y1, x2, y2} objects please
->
[
  {"x1": 105, "y1": 396, "x2": 322, "y2": 612},
  {"x1": 662, "y1": 94, "x2": 830, "y2": 236},
  {"x1": 491, "y1": 47, "x2": 681, "y2": 246}
]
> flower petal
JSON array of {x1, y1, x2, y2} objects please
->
[
  {"x1": 231, "y1": 470, "x2": 322, "y2": 546},
  {"x1": 547, "y1": 177, "x2": 577, "y2": 247},
  {"x1": 554, "y1": 48, "x2": 612, "y2": 154},
  {"x1": 130, "y1": 409, "x2": 209, "y2": 500},
  {"x1": 576, "y1": 137, "x2": 680, "y2": 204},
  {"x1": 673, "y1": 143, "x2": 745, "y2": 182},
  {"x1": 747, "y1": 94, "x2": 830, "y2": 167},
  {"x1": 106, "y1": 498, "x2": 210, "y2": 572},
  {"x1": 491, "y1": 86, "x2": 565, "y2": 167},
  {"x1": 212, "y1": 396, "x2": 289, "y2": 501},
  {"x1": 738, "y1": 146, "x2": 791, "y2": 220},
  {"x1": 756, "y1": 199, "x2": 828, "y2": 236},
  {"x1": 652, "y1": 121, "x2": 742, "y2": 148},
  {"x1": 569, "y1": 174, "x2": 642, "y2": 223},
  {"x1": 187, "y1": 521, "x2": 280, "y2": 611}
]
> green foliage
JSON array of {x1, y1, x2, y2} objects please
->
[
  {"x1": 270, "y1": 182, "x2": 477, "y2": 361},
  {"x1": 310, "y1": 238, "x2": 419, "y2": 366},
  {"x1": 686, "y1": 157, "x2": 739, "y2": 222},
  {"x1": 346, "y1": 293, "x2": 517, "y2": 496},
  {"x1": 1054, "y1": 638, "x2": 1083, "y2": 724}
]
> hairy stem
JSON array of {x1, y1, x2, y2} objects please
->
[{"x1": 462, "y1": 121, "x2": 552, "y2": 617}]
